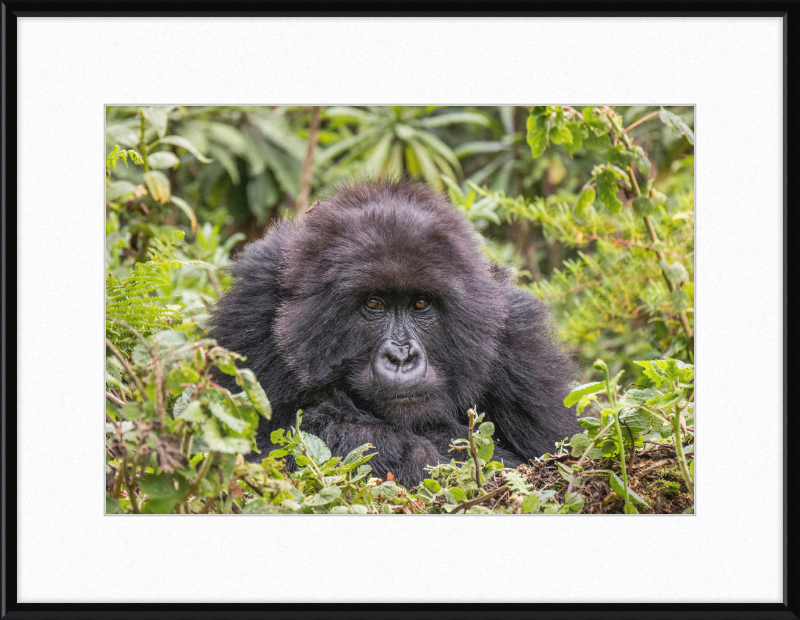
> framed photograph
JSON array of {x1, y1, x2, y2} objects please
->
[{"x1": 2, "y1": 3, "x2": 796, "y2": 618}]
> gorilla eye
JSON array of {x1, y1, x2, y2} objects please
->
[
  {"x1": 413, "y1": 297, "x2": 430, "y2": 310},
  {"x1": 366, "y1": 298, "x2": 385, "y2": 311}
]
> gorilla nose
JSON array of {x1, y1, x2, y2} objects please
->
[{"x1": 373, "y1": 339, "x2": 427, "y2": 387}]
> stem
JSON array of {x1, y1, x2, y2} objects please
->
[
  {"x1": 112, "y1": 464, "x2": 125, "y2": 499},
  {"x1": 599, "y1": 363, "x2": 632, "y2": 513},
  {"x1": 467, "y1": 409, "x2": 485, "y2": 492},
  {"x1": 139, "y1": 111, "x2": 149, "y2": 172},
  {"x1": 671, "y1": 408, "x2": 695, "y2": 499},
  {"x1": 296, "y1": 105, "x2": 321, "y2": 213},
  {"x1": 182, "y1": 451, "x2": 218, "y2": 504},
  {"x1": 154, "y1": 357, "x2": 166, "y2": 429},
  {"x1": 611, "y1": 411, "x2": 633, "y2": 513},
  {"x1": 180, "y1": 430, "x2": 194, "y2": 458}
]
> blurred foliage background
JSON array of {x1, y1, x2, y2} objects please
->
[{"x1": 106, "y1": 105, "x2": 694, "y2": 383}]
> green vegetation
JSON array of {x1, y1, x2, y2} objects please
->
[{"x1": 106, "y1": 105, "x2": 694, "y2": 514}]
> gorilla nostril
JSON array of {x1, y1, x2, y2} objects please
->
[{"x1": 373, "y1": 338, "x2": 427, "y2": 387}]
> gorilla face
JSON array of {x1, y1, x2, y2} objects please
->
[{"x1": 350, "y1": 290, "x2": 441, "y2": 423}]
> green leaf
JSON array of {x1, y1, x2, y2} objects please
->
[
  {"x1": 564, "y1": 121, "x2": 584, "y2": 157},
  {"x1": 575, "y1": 187, "x2": 596, "y2": 217},
  {"x1": 659, "y1": 260, "x2": 690, "y2": 284},
  {"x1": 159, "y1": 135, "x2": 213, "y2": 163},
  {"x1": 609, "y1": 472, "x2": 650, "y2": 507},
  {"x1": 303, "y1": 433, "x2": 331, "y2": 464},
  {"x1": 448, "y1": 487, "x2": 467, "y2": 502},
  {"x1": 417, "y1": 112, "x2": 491, "y2": 128},
  {"x1": 658, "y1": 107, "x2": 695, "y2": 145},
  {"x1": 207, "y1": 400, "x2": 246, "y2": 433},
  {"x1": 625, "y1": 388, "x2": 662, "y2": 405},
  {"x1": 478, "y1": 421, "x2": 495, "y2": 437},
  {"x1": 607, "y1": 144, "x2": 635, "y2": 166},
  {"x1": 476, "y1": 436, "x2": 495, "y2": 462},
  {"x1": 143, "y1": 170, "x2": 171, "y2": 203},
  {"x1": 423, "y1": 478, "x2": 441, "y2": 493},
  {"x1": 121, "y1": 402, "x2": 140, "y2": 421},
  {"x1": 564, "y1": 381, "x2": 605, "y2": 407},
  {"x1": 147, "y1": 151, "x2": 180, "y2": 169},
  {"x1": 521, "y1": 493, "x2": 540, "y2": 513},
  {"x1": 636, "y1": 154, "x2": 652, "y2": 176},
  {"x1": 569, "y1": 433, "x2": 594, "y2": 458},
  {"x1": 527, "y1": 128, "x2": 548, "y2": 159},
  {"x1": 373, "y1": 481, "x2": 399, "y2": 500},
  {"x1": 504, "y1": 470, "x2": 530, "y2": 493},
  {"x1": 201, "y1": 419, "x2": 252, "y2": 454},
  {"x1": 306, "y1": 485, "x2": 342, "y2": 506},
  {"x1": 106, "y1": 181, "x2": 137, "y2": 202},
  {"x1": 177, "y1": 400, "x2": 206, "y2": 423},
  {"x1": 576, "y1": 417, "x2": 600, "y2": 431},
  {"x1": 563, "y1": 492, "x2": 584, "y2": 513},
  {"x1": 236, "y1": 369, "x2": 272, "y2": 419},
  {"x1": 596, "y1": 170, "x2": 623, "y2": 214},
  {"x1": 139, "y1": 472, "x2": 189, "y2": 513},
  {"x1": 584, "y1": 131, "x2": 611, "y2": 151},
  {"x1": 632, "y1": 196, "x2": 655, "y2": 216},
  {"x1": 670, "y1": 289, "x2": 689, "y2": 312},
  {"x1": 107, "y1": 125, "x2": 139, "y2": 148},
  {"x1": 142, "y1": 106, "x2": 169, "y2": 138},
  {"x1": 343, "y1": 443, "x2": 375, "y2": 467},
  {"x1": 619, "y1": 408, "x2": 649, "y2": 435},
  {"x1": 549, "y1": 124, "x2": 573, "y2": 146},
  {"x1": 170, "y1": 196, "x2": 197, "y2": 233},
  {"x1": 270, "y1": 429, "x2": 286, "y2": 445},
  {"x1": 645, "y1": 392, "x2": 683, "y2": 408}
]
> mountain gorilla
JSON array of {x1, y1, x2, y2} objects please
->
[{"x1": 210, "y1": 180, "x2": 577, "y2": 487}]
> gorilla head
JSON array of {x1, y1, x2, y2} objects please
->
[{"x1": 211, "y1": 180, "x2": 577, "y2": 487}]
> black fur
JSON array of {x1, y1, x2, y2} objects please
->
[{"x1": 210, "y1": 179, "x2": 577, "y2": 487}]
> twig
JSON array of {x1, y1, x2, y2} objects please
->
[
  {"x1": 238, "y1": 474, "x2": 266, "y2": 497},
  {"x1": 447, "y1": 484, "x2": 510, "y2": 514},
  {"x1": 296, "y1": 105, "x2": 321, "y2": 212},
  {"x1": 122, "y1": 453, "x2": 140, "y2": 514},
  {"x1": 563, "y1": 106, "x2": 584, "y2": 121},
  {"x1": 106, "y1": 391, "x2": 126, "y2": 407},
  {"x1": 625, "y1": 110, "x2": 660, "y2": 134}
]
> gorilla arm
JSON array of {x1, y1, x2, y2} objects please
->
[
  {"x1": 298, "y1": 394, "x2": 451, "y2": 488},
  {"x1": 480, "y1": 286, "x2": 579, "y2": 461}
]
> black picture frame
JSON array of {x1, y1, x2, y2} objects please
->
[{"x1": 1, "y1": 3, "x2": 796, "y2": 619}]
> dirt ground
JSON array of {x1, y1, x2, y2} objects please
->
[{"x1": 481, "y1": 444, "x2": 693, "y2": 514}]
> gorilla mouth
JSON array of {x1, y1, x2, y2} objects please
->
[{"x1": 380, "y1": 393, "x2": 430, "y2": 405}]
